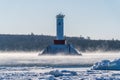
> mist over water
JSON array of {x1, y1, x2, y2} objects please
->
[{"x1": 0, "y1": 52, "x2": 120, "y2": 67}]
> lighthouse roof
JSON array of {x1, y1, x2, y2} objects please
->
[{"x1": 56, "y1": 14, "x2": 65, "y2": 18}]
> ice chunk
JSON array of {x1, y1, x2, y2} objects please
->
[
  {"x1": 49, "y1": 70, "x2": 63, "y2": 77},
  {"x1": 92, "y1": 58, "x2": 120, "y2": 70},
  {"x1": 61, "y1": 70, "x2": 77, "y2": 76},
  {"x1": 48, "y1": 70, "x2": 77, "y2": 77}
]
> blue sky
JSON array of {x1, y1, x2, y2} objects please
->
[{"x1": 0, "y1": 0, "x2": 120, "y2": 40}]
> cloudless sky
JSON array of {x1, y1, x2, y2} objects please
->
[{"x1": 0, "y1": 0, "x2": 120, "y2": 40}]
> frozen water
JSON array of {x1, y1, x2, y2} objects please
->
[
  {"x1": 0, "y1": 67, "x2": 119, "y2": 80},
  {"x1": 0, "y1": 52, "x2": 119, "y2": 79}
]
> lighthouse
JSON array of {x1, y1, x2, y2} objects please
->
[
  {"x1": 56, "y1": 14, "x2": 64, "y2": 40},
  {"x1": 54, "y1": 14, "x2": 65, "y2": 45},
  {"x1": 40, "y1": 14, "x2": 81, "y2": 55}
]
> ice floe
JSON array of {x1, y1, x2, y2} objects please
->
[{"x1": 92, "y1": 58, "x2": 120, "y2": 70}]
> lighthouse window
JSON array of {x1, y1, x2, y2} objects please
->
[{"x1": 58, "y1": 22, "x2": 61, "y2": 25}]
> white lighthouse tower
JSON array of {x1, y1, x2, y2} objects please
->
[
  {"x1": 56, "y1": 14, "x2": 64, "y2": 40},
  {"x1": 54, "y1": 14, "x2": 65, "y2": 45},
  {"x1": 40, "y1": 14, "x2": 81, "y2": 55}
]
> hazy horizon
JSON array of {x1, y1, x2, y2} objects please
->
[{"x1": 0, "y1": 0, "x2": 120, "y2": 40}]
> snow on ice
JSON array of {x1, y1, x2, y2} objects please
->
[
  {"x1": 92, "y1": 58, "x2": 120, "y2": 70},
  {"x1": 0, "y1": 67, "x2": 120, "y2": 80}
]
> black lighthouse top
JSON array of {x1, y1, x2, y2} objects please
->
[{"x1": 56, "y1": 14, "x2": 65, "y2": 18}]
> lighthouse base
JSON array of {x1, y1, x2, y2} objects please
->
[{"x1": 39, "y1": 44, "x2": 81, "y2": 55}]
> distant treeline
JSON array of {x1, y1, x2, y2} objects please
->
[{"x1": 0, "y1": 34, "x2": 120, "y2": 52}]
